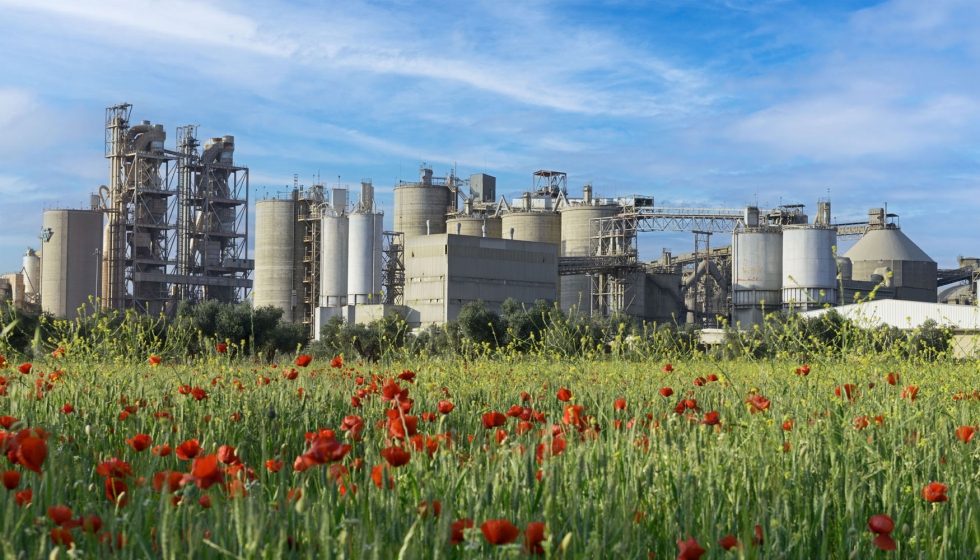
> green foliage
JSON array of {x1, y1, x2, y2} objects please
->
[{"x1": 457, "y1": 300, "x2": 505, "y2": 348}]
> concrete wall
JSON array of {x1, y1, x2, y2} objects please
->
[
  {"x1": 628, "y1": 271, "x2": 684, "y2": 325},
  {"x1": 404, "y1": 234, "x2": 558, "y2": 328}
]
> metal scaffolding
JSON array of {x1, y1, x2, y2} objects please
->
[{"x1": 382, "y1": 231, "x2": 405, "y2": 305}]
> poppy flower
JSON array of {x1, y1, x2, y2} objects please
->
[
  {"x1": 61, "y1": 403, "x2": 75, "y2": 414},
  {"x1": 105, "y1": 477, "x2": 129, "y2": 505},
  {"x1": 417, "y1": 500, "x2": 441, "y2": 517},
  {"x1": 387, "y1": 413, "x2": 419, "y2": 440},
  {"x1": 216, "y1": 343, "x2": 227, "y2": 353},
  {"x1": 795, "y1": 365, "x2": 810, "y2": 376},
  {"x1": 562, "y1": 405, "x2": 584, "y2": 426},
  {"x1": 867, "y1": 514, "x2": 894, "y2": 535},
  {"x1": 176, "y1": 439, "x2": 201, "y2": 460},
  {"x1": 482, "y1": 411, "x2": 506, "y2": 429},
  {"x1": 854, "y1": 416, "x2": 870, "y2": 431},
  {"x1": 183, "y1": 454, "x2": 226, "y2": 490},
  {"x1": 707, "y1": 374, "x2": 719, "y2": 382},
  {"x1": 148, "y1": 356, "x2": 161, "y2": 366},
  {"x1": 81, "y1": 514, "x2": 103, "y2": 534},
  {"x1": 886, "y1": 372, "x2": 899, "y2": 386},
  {"x1": 371, "y1": 464, "x2": 394, "y2": 489},
  {"x1": 535, "y1": 438, "x2": 567, "y2": 463},
  {"x1": 524, "y1": 522, "x2": 546, "y2": 555},
  {"x1": 701, "y1": 412, "x2": 720, "y2": 426},
  {"x1": 0, "y1": 416, "x2": 16, "y2": 429},
  {"x1": 955, "y1": 426, "x2": 976, "y2": 443},
  {"x1": 663, "y1": 364, "x2": 674, "y2": 373},
  {"x1": 694, "y1": 377, "x2": 707, "y2": 387},
  {"x1": 265, "y1": 459, "x2": 284, "y2": 473},
  {"x1": 745, "y1": 394, "x2": 771, "y2": 414},
  {"x1": 15, "y1": 437, "x2": 47, "y2": 474},
  {"x1": 614, "y1": 398, "x2": 627, "y2": 410},
  {"x1": 295, "y1": 355, "x2": 313, "y2": 367},
  {"x1": 96, "y1": 458, "x2": 133, "y2": 478},
  {"x1": 3, "y1": 470, "x2": 20, "y2": 490},
  {"x1": 18, "y1": 363, "x2": 31, "y2": 375},
  {"x1": 437, "y1": 401, "x2": 455, "y2": 414},
  {"x1": 397, "y1": 369, "x2": 415, "y2": 382},
  {"x1": 835, "y1": 384, "x2": 858, "y2": 401},
  {"x1": 901, "y1": 385, "x2": 919, "y2": 402},
  {"x1": 451, "y1": 519, "x2": 474, "y2": 545},
  {"x1": 381, "y1": 446, "x2": 411, "y2": 467},
  {"x1": 153, "y1": 444, "x2": 172, "y2": 457},
  {"x1": 126, "y1": 434, "x2": 152, "y2": 452},
  {"x1": 660, "y1": 387, "x2": 674, "y2": 398},
  {"x1": 47, "y1": 505, "x2": 74, "y2": 527},
  {"x1": 152, "y1": 471, "x2": 183, "y2": 493},
  {"x1": 217, "y1": 445, "x2": 242, "y2": 465},
  {"x1": 481, "y1": 519, "x2": 520, "y2": 545},
  {"x1": 752, "y1": 525, "x2": 763, "y2": 546},
  {"x1": 331, "y1": 356, "x2": 344, "y2": 368},
  {"x1": 50, "y1": 528, "x2": 74, "y2": 546},
  {"x1": 199, "y1": 495, "x2": 212, "y2": 508},
  {"x1": 14, "y1": 489, "x2": 31, "y2": 506},
  {"x1": 191, "y1": 387, "x2": 208, "y2": 401},
  {"x1": 556, "y1": 388, "x2": 572, "y2": 402},
  {"x1": 677, "y1": 536, "x2": 706, "y2": 559},
  {"x1": 521, "y1": 392, "x2": 531, "y2": 401},
  {"x1": 718, "y1": 535, "x2": 741, "y2": 550},
  {"x1": 782, "y1": 420, "x2": 794, "y2": 431},
  {"x1": 922, "y1": 482, "x2": 949, "y2": 502}
]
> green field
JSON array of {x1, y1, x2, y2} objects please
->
[{"x1": 0, "y1": 350, "x2": 978, "y2": 559}]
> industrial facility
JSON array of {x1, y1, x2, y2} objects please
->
[{"x1": 4, "y1": 105, "x2": 979, "y2": 334}]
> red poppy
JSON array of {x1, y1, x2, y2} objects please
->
[
  {"x1": 694, "y1": 377, "x2": 707, "y2": 387},
  {"x1": 152, "y1": 471, "x2": 184, "y2": 493},
  {"x1": 340, "y1": 415, "x2": 365, "y2": 440},
  {"x1": 3, "y1": 470, "x2": 20, "y2": 490},
  {"x1": 955, "y1": 426, "x2": 976, "y2": 443},
  {"x1": 481, "y1": 519, "x2": 520, "y2": 545},
  {"x1": 331, "y1": 356, "x2": 344, "y2": 368},
  {"x1": 782, "y1": 420, "x2": 794, "y2": 431},
  {"x1": 417, "y1": 500, "x2": 441, "y2": 517},
  {"x1": 718, "y1": 535, "x2": 741, "y2": 550},
  {"x1": 381, "y1": 446, "x2": 411, "y2": 467},
  {"x1": 191, "y1": 387, "x2": 208, "y2": 401},
  {"x1": 524, "y1": 522, "x2": 546, "y2": 555},
  {"x1": 437, "y1": 401, "x2": 455, "y2": 414},
  {"x1": 387, "y1": 413, "x2": 419, "y2": 440},
  {"x1": 295, "y1": 355, "x2": 313, "y2": 367},
  {"x1": 521, "y1": 392, "x2": 531, "y2": 401},
  {"x1": 482, "y1": 411, "x2": 506, "y2": 429},
  {"x1": 901, "y1": 385, "x2": 919, "y2": 402},
  {"x1": 745, "y1": 394, "x2": 771, "y2": 414},
  {"x1": 614, "y1": 398, "x2": 627, "y2": 410},
  {"x1": 535, "y1": 438, "x2": 567, "y2": 463},
  {"x1": 218, "y1": 445, "x2": 242, "y2": 465},
  {"x1": 451, "y1": 519, "x2": 474, "y2": 545},
  {"x1": 660, "y1": 387, "x2": 674, "y2": 398},
  {"x1": 562, "y1": 405, "x2": 584, "y2": 426},
  {"x1": 18, "y1": 363, "x2": 31, "y2": 375},
  {"x1": 148, "y1": 356, "x2": 162, "y2": 366},
  {"x1": 707, "y1": 374, "x2": 719, "y2": 382},
  {"x1": 50, "y1": 528, "x2": 74, "y2": 546},
  {"x1": 126, "y1": 434, "x2": 152, "y2": 452},
  {"x1": 556, "y1": 387, "x2": 572, "y2": 402},
  {"x1": 81, "y1": 514, "x2": 103, "y2": 534},
  {"x1": 14, "y1": 489, "x2": 31, "y2": 506},
  {"x1": 886, "y1": 372, "x2": 898, "y2": 386},
  {"x1": 867, "y1": 514, "x2": 894, "y2": 535},
  {"x1": 752, "y1": 525, "x2": 763, "y2": 546},
  {"x1": 265, "y1": 459, "x2": 284, "y2": 472},
  {"x1": 922, "y1": 482, "x2": 948, "y2": 502},
  {"x1": 663, "y1": 364, "x2": 674, "y2": 373},
  {"x1": 677, "y1": 536, "x2": 706, "y2": 559},
  {"x1": 96, "y1": 458, "x2": 133, "y2": 478},
  {"x1": 397, "y1": 369, "x2": 415, "y2": 382},
  {"x1": 183, "y1": 454, "x2": 226, "y2": 490},
  {"x1": 199, "y1": 495, "x2": 212, "y2": 508},
  {"x1": 176, "y1": 439, "x2": 201, "y2": 460},
  {"x1": 105, "y1": 477, "x2": 129, "y2": 505},
  {"x1": 873, "y1": 533, "x2": 897, "y2": 551},
  {"x1": 854, "y1": 416, "x2": 870, "y2": 431},
  {"x1": 0, "y1": 416, "x2": 16, "y2": 429},
  {"x1": 215, "y1": 343, "x2": 227, "y2": 353},
  {"x1": 835, "y1": 384, "x2": 858, "y2": 401},
  {"x1": 15, "y1": 437, "x2": 47, "y2": 474},
  {"x1": 153, "y1": 444, "x2": 172, "y2": 457},
  {"x1": 47, "y1": 505, "x2": 74, "y2": 527},
  {"x1": 701, "y1": 412, "x2": 720, "y2": 426},
  {"x1": 371, "y1": 464, "x2": 394, "y2": 490},
  {"x1": 795, "y1": 364, "x2": 810, "y2": 376},
  {"x1": 61, "y1": 403, "x2": 75, "y2": 414}
]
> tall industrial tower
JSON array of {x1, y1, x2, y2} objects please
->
[{"x1": 101, "y1": 104, "x2": 251, "y2": 314}]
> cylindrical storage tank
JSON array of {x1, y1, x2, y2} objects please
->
[
  {"x1": 559, "y1": 204, "x2": 619, "y2": 312},
  {"x1": 253, "y1": 199, "x2": 297, "y2": 322},
  {"x1": 731, "y1": 230, "x2": 783, "y2": 327},
  {"x1": 320, "y1": 214, "x2": 349, "y2": 307},
  {"x1": 348, "y1": 212, "x2": 383, "y2": 305},
  {"x1": 781, "y1": 227, "x2": 838, "y2": 310},
  {"x1": 23, "y1": 248, "x2": 40, "y2": 299},
  {"x1": 500, "y1": 212, "x2": 561, "y2": 245},
  {"x1": 446, "y1": 216, "x2": 503, "y2": 238},
  {"x1": 394, "y1": 184, "x2": 452, "y2": 237},
  {"x1": 836, "y1": 257, "x2": 852, "y2": 280},
  {"x1": 40, "y1": 209, "x2": 103, "y2": 320}
]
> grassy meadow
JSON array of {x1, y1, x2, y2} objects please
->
[{"x1": 0, "y1": 346, "x2": 978, "y2": 559}]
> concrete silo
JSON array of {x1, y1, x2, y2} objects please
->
[
  {"x1": 843, "y1": 210, "x2": 937, "y2": 302},
  {"x1": 559, "y1": 187, "x2": 619, "y2": 311},
  {"x1": 782, "y1": 226, "x2": 838, "y2": 310},
  {"x1": 394, "y1": 165, "x2": 453, "y2": 237},
  {"x1": 447, "y1": 198, "x2": 503, "y2": 238},
  {"x1": 348, "y1": 181, "x2": 384, "y2": 305},
  {"x1": 22, "y1": 248, "x2": 40, "y2": 303},
  {"x1": 253, "y1": 198, "x2": 300, "y2": 322},
  {"x1": 40, "y1": 209, "x2": 103, "y2": 319},
  {"x1": 320, "y1": 193, "x2": 349, "y2": 308},
  {"x1": 732, "y1": 228, "x2": 783, "y2": 327}
]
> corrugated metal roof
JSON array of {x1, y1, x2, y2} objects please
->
[
  {"x1": 843, "y1": 228, "x2": 934, "y2": 263},
  {"x1": 799, "y1": 300, "x2": 980, "y2": 330}
]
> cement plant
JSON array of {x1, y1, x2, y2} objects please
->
[{"x1": 3, "y1": 103, "x2": 978, "y2": 339}]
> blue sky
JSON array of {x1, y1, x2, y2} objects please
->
[{"x1": 1, "y1": 0, "x2": 978, "y2": 271}]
